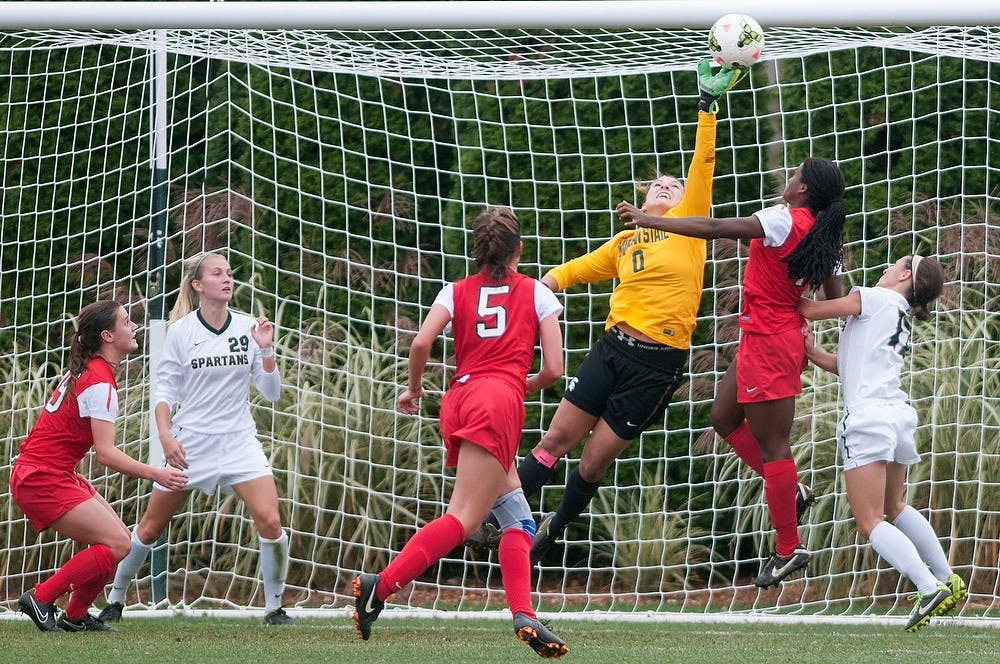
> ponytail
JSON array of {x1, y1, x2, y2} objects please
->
[
  {"x1": 907, "y1": 255, "x2": 945, "y2": 322},
  {"x1": 783, "y1": 157, "x2": 847, "y2": 290},
  {"x1": 169, "y1": 253, "x2": 221, "y2": 324}
]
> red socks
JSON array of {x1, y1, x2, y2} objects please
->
[
  {"x1": 724, "y1": 421, "x2": 765, "y2": 475},
  {"x1": 35, "y1": 544, "x2": 117, "y2": 614},
  {"x1": 763, "y1": 459, "x2": 801, "y2": 556},
  {"x1": 498, "y1": 529, "x2": 534, "y2": 618},
  {"x1": 377, "y1": 513, "x2": 466, "y2": 601}
]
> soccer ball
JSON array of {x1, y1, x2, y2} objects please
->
[{"x1": 708, "y1": 14, "x2": 765, "y2": 69}]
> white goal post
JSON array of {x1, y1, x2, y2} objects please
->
[{"x1": 1, "y1": 1, "x2": 997, "y2": 626}]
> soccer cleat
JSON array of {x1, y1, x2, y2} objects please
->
[
  {"x1": 465, "y1": 520, "x2": 503, "y2": 554},
  {"x1": 946, "y1": 572, "x2": 968, "y2": 604},
  {"x1": 513, "y1": 612, "x2": 568, "y2": 659},
  {"x1": 904, "y1": 582, "x2": 952, "y2": 632},
  {"x1": 795, "y1": 483, "x2": 816, "y2": 525},
  {"x1": 352, "y1": 573, "x2": 384, "y2": 641},
  {"x1": 56, "y1": 612, "x2": 117, "y2": 632},
  {"x1": 97, "y1": 601, "x2": 124, "y2": 623},
  {"x1": 263, "y1": 607, "x2": 295, "y2": 625},
  {"x1": 530, "y1": 512, "x2": 558, "y2": 564},
  {"x1": 18, "y1": 588, "x2": 64, "y2": 632},
  {"x1": 754, "y1": 546, "x2": 811, "y2": 588}
]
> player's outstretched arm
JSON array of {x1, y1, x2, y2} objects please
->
[{"x1": 797, "y1": 290, "x2": 861, "y2": 321}]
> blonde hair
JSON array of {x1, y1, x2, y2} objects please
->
[{"x1": 169, "y1": 253, "x2": 226, "y2": 324}]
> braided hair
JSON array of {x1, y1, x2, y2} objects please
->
[
  {"x1": 783, "y1": 157, "x2": 847, "y2": 290},
  {"x1": 66, "y1": 300, "x2": 122, "y2": 394},
  {"x1": 472, "y1": 207, "x2": 521, "y2": 283},
  {"x1": 907, "y1": 255, "x2": 945, "y2": 322}
]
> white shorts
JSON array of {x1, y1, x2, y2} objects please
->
[
  {"x1": 154, "y1": 426, "x2": 273, "y2": 495},
  {"x1": 837, "y1": 401, "x2": 920, "y2": 471}
]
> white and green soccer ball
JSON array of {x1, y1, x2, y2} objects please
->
[{"x1": 708, "y1": 14, "x2": 765, "y2": 69}]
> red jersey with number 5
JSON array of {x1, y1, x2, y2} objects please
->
[
  {"x1": 434, "y1": 268, "x2": 562, "y2": 393},
  {"x1": 16, "y1": 357, "x2": 119, "y2": 472}
]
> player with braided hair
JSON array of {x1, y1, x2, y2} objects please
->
[
  {"x1": 617, "y1": 156, "x2": 847, "y2": 587},
  {"x1": 353, "y1": 207, "x2": 568, "y2": 658}
]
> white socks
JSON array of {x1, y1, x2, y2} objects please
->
[
  {"x1": 107, "y1": 529, "x2": 155, "y2": 604},
  {"x1": 869, "y1": 521, "x2": 939, "y2": 594},
  {"x1": 892, "y1": 505, "x2": 953, "y2": 581},
  {"x1": 259, "y1": 530, "x2": 290, "y2": 612}
]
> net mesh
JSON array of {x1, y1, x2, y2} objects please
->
[{"x1": 1, "y1": 24, "x2": 997, "y2": 621}]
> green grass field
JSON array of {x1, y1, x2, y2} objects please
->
[{"x1": 2, "y1": 616, "x2": 998, "y2": 663}]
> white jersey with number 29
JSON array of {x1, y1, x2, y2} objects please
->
[{"x1": 155, "y1": 310, "x2": 281, "y2": 435}]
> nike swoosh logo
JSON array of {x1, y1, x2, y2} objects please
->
[
  {"x1": 30, "y1": 596, "x2": 49, "y2": 623},
  {"x1": 363, "y1": 589, "x2": 378, "y2": 614},
  {"x1": 745, "y1": 387, "x2": 759, "y2": 393},
  {"x1": 626, "y1": 421, "x2": 638, "y2": 427},
  {"x1": 193, "y1": 341, "x2": 207, "y2": 347}
]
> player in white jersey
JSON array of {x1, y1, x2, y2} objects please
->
[
  {"x1": 100, "y1": 253, "x2": 294, "y2": 626},
  {"x1": 799, "y1": 254, "x2": 966, "y2": 632}
]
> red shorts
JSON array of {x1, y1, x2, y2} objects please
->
[
  {"x1": 10, "y1": 462, "x2": 97, "y2": 532},
  {"x1": 439, "y1": 377, "x2": 526, "y2": 469},
  {"x1": 736, "y1": 327, "x2": 807, "y2": 404}
]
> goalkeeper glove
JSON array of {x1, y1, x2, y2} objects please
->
[{"x1": 698, "y1": 59, "x2": 747, "y2": 114}]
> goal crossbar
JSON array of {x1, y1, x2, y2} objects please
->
[{"x1": 1, "y1": 1, "x2": 1000, "y2": 29}]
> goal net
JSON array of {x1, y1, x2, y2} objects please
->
[{"x1": 1, "y1": 7, "x2": 997, "y2": 623}]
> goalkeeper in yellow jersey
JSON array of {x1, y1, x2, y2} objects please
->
[{"x1": 467, "y1": 61, "x2": 745, "y2": 561}]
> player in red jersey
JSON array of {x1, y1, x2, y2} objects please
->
[
  {"x1": 351, "y1": 207, "x2": 568, "y2": 658},
  {"x1": 617, "y1": 157, "x2": 846, "y2": 588},
  {"x1": 10, "y1": 300, "x2": 188, "y2": 633}
]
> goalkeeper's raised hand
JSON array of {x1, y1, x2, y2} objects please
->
[{"x1": 698, "y1": 59, "x2": 747, "y2": 114}]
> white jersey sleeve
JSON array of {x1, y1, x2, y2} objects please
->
[
  {"x1": 77, "y1": 381, "x2": 118, "y2": 422},
  {"x1": 251, "y1": 345, "x2": 282, "y2": 402},
  {"x1": 154, "y1": 322, "x2": 185, "y2": 409},
  {"x1": 534, "y1": 280, "x2": 563, "y2": 321},
  {"x1": 432, "y1": 283, "x2": 456, "y2": 333},
  {"x1": 754, "y1": 204, "x2": 794, "y2": 247}
]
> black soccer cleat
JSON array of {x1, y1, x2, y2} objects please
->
[
  {"x1": 530, "y1": 512, "x2": 558, "y2": 564},
  {"x1": 56, "y1": 612, "x2": 117, "y2": 632},
  {"x1": 19, "y1": 588, "x2": 64, "y2": 632},
  {"x1": 754, "y1": 546, "x2": 811, "y2": 588},
  {"x1": 905, "y1": 583, "x2": 952, "y2": 632},
  {"x1": 352, "y1": 573, "x2": 384, "y2": 641},
  {"x1": 513, "y1": 612, "x2": 568, "y2": 659},
  {"x1": 465, "y1": 520, "x2": 503, "y2": 554},
  {"x1": 795, "y1": 483, "x2": 816, "y2": 525},
  {"x1": 97, "y1": 601, "x2": 123, "y2": 623},
  {"x1": 263, "y1": 607, "x2": 295, "y2": 625}
]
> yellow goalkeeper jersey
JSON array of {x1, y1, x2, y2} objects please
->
[{"x1": 545, "y1": 112, "x2": 716, "y2": 350}]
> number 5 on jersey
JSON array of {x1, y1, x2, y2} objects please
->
[{"x1": 476, "y1": 285, "x2": 509, "y2": 338}]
